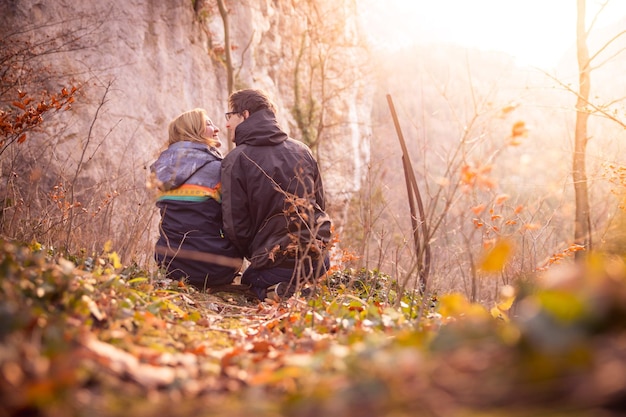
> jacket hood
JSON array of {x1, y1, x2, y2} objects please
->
[
  {"x1": 235, "y1": 108, "x2": 288, "y2": 146},
  {"x1": 151, "y1": 141, "x2": 221, "y2": 191}
]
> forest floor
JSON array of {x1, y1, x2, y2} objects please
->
[{"x1": 1, "y1": 240, "x2": 626, "y2": 417}]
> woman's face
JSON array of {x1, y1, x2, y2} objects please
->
[{"x1": 205, "y1": 118, "x2": 220, "y2": 142}]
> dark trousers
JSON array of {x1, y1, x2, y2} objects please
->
[{"x1": 241, "y1": 255, "x2": 330, "y2": 300}]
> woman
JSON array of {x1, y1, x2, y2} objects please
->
[{"x1": 150, "y1": 108, "x2": 242, "y2": 291}]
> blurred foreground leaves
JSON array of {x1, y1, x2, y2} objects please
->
[{"x1": 1, "y1": 241, "x2": 626, "y2": 416}]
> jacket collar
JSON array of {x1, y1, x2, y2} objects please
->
[{"x1": 235, "y1": 108, "x2": 288, "y2": 146}]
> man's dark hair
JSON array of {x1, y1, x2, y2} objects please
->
[{"x1": 228, "y1": 89, "x2": 277, "y2": 115}]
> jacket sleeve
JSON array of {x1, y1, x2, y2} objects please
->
[{"x1": 221, "y1": 152, "x2": 252, "y2": 256}]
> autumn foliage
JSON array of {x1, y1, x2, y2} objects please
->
[
  {"x1": 0, "y1": 86, "x2": 77, "y2": 157},
  {"x1": 0, "y1": 33, "x2": 78, "y2": 157}
]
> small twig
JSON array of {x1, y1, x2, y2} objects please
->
[{"x1": 64, "y1": 80, "x2": 112, "y2": 251}]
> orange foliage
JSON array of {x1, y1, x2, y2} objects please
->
[
  {"x1": 460, "y1": 163, "x2": 496, "y2": 192},
  {"x1": 537, "y1": 243, "x2": 586, "y2": 271},
  {"x1": 1, "y1": 86, "x2": 78, "y2": 156},
  {"x1": 511, "y1": 120, "x2": 528, "y2": 138},
  {"x1": 471, "y1": 204, "x2": 486, "y2": 215},
  {"x1": 326, "y1": 226, "x2": 360, "y2": 275},
  {"x1": 494, "y1": 194, "x2": 509, "y2": 205},
  {"x1": 522, "y1": 223, "x2": 541, "y2": 231},
  {"x1": 603, "y1": 162, "x2": 626, "y2": 210}
]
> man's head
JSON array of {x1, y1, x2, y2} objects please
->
[
  {"x1": 225, "y1": 89, "x2": 277, "y2": 143},
  {"x1": 228, "y1": 89, "x2": 276, "y2": 115}
]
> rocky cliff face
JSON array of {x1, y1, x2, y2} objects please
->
[{"x1": 0, "y1": 0, "x2": 372, "y2": 256}]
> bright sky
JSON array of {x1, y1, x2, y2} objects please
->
[{"x1": 361, "y1": 0, "x2": 626, "y2": 69}]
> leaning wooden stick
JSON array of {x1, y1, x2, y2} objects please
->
[{"x1": 386, "y1": 94, "x2": 431, "y2": 291}]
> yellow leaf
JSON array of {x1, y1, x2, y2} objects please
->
[
  {"x1": 437, "y1": 293, "x2": 489, "y2": 320},
  {"x1": 536, "y1": 290, "x2": 586, "y2": 323},
  {"x1": 108, "y1": 251, "x2": 122, "y2": 269},
  {"x1": 490, "y1": 306, "x2": 508, "y2": 321},
  {"x1": 479, "y1": 239, "x2": 513, "y2": 272},
  {"x1": 497, "y1": 296, "x2": 515, "y2": 312},
  {"x1": 491, "y1": 285, "x2": 516, "y2": 321},
  {"x1": 103, "y1": 240, "x2": 113, "y2": 253},
  {"x1": 437, "y1": 293, "x2": 468, "y2": 317}
]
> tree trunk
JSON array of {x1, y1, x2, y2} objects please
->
[
  {"x1": 573, "y1": 0, "x2": 592, "y2": 258},
  {"x1": 217, "y1": 0, "x2": 235, "y2": 151}
]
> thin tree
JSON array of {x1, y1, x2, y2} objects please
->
[
  {"x1": 573, "y1": 0, "x2": 592, "y2": 257},
  {"x1": 217, "y1": 0, "x2": 235, "y2": 151},
  {"x1": 541, "y1": 1, "x2": 626, "y2": 259}
]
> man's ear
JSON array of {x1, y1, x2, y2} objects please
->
[{"x1": 242, "y1": 110, "x2": 250, "y2": 119}]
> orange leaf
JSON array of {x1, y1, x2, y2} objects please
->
[
  {"x1": 523, "y1": 223, "x2": 541, "y2": 231},
  {"x1": 460, "y1": 165, "x2": 475, "y2": 184},
  {"x1": 566, "y1": 244, "x2": 585, "y2": 253},
  {"x1": 511, "y1": 120, "x2": 527, "y2": 138},
  {"x1": 514, "y1": 204, "x2": 524, "y2": 214},
  {"x1": 483, "y1": 239, "x2": 496, "y2": 249},
  {"x1": 478, "y1": 165, "x2": 493, "y2": 174},
  {"x1": 250, "y1": 340, "x2": 273, "y2": 353},
  {"x1": 471, "y1": 204, "x2": 485, "y2": 215},
  {"x1": 17, "y1": 133, "x2": 26, "y2": 143},
  {"x1": 500, "y1": 103, "x2": 518, "y2": 115},
  {"x1": 494, "y1": 194, "x2": 509, "y2": 205},
  {"x1": 478, "y1": 177, "x2": 496, "y2": 190}
]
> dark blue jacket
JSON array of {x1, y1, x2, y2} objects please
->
[{"x1": 151, "y1": 141, "x2": 242, "y2": 290}]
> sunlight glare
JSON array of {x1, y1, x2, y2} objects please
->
[{"x1": 360, "y1": 0, "x2": 626, "y2": 69}]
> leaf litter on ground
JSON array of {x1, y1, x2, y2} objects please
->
[{"x1": 2, "y1": 241, "x2": 626, "y2": 416}]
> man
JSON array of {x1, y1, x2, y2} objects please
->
[{"x1": 221, "y1": 89, "x2": 332, "y2": 301}]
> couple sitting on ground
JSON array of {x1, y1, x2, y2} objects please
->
[{"x1": 150, "y1": 88, "x2": 332, "y2": 302}]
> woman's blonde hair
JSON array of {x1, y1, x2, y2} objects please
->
[{"x1": 167, "y1": 108, "x2": 218, "y2": 147}]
